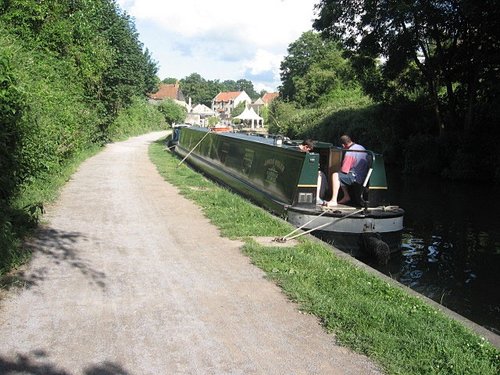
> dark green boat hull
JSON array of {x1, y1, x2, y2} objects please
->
[{"x1": 175, "y1": 127, "x2": 319, "y2": 214}]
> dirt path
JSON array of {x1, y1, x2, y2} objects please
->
[{"x1": 0, "y1": 132, "x2": 381, "y2": 374}]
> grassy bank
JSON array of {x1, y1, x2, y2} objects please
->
[{"x1": 149, "y1": 137, "x2": 499, "y2": 375}]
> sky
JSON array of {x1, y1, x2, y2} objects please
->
[{"x1": 116, "y1": 0, "x2": 319, "y2": 92}]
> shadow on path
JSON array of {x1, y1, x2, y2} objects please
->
[
  {"x1": 2, "y1": 227, "x2": 107, "y2": 291},
  {"x1": 0, "y1": 350, "x2": 130, "y2": 374}
]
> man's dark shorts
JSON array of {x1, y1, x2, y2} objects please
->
[{"x1": 338, "y1": 171, "x2": 356, "y2": 186}]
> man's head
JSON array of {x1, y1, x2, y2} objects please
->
[
  {"x1": 340, "y1": 135, "x2": 352, "y2": 148},
  {"x1": 299, "y1": 139, "x2": 314, "y2": 152}
]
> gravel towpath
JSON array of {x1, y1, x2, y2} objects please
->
[{"x1": 0, "y1": 132, "x2": 381, "y2": 374}]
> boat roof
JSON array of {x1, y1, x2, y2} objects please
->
[{"x1": 187, "y1": 127, "x2": 334, "y2": 151}]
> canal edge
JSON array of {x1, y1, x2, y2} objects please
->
[{"x1": 304, "y1": 233, "x2": 500, "y2": 349}]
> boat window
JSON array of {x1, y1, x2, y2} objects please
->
[{"x1": 242, "y1": 149, "x2": 254, "y2": 175}]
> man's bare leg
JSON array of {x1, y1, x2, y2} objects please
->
[{"x1": 325, "y1": 173, "x2": 340, "y2": 207}]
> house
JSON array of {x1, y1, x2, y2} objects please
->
[
  {"x1": 250, "y1": 92, "x2": 278, "y2": 115},
  {"x1": 261, "y1": 92, "x2": 279, "y2": 105},
  {"x1": 185, "y1": 104, "x2": 215, "y2": 126},
  {"x1": 192, "y1": 103, "x2": 215, "y2": 116},
  {"x1": 249, "y1": 97, "x2": 265, "y2": 115},
  {"x1": 148, "y1": 83, "x2": 190, "y2": 111},
  {"x1": 212, "y1": 91, "x2": 252, "y2": 122}
]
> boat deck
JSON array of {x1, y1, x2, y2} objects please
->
[
  {"x1": 292, "y1": 203, "x2": 404, "y2": 219},
  {"x1": 319, "y1": 203, "x2": 358, "y2": 211}
]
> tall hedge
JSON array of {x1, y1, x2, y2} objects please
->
[{"x1": 0, "y1": 1, "x2": 163, "y2": 272}]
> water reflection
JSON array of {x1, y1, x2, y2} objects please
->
[{"x1": 367, "y1": 170, "x2": 500, "y2": 334}]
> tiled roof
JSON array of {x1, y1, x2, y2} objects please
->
[
  {"x1": 149, "y1": 83, "x2": 181, "y2": 100},
  {"x1": 262, "y1": 92, "x2": 279, "y2": 104},
  {"x1": 214, "y1": 91, "x2": 242, "y2": 102}
]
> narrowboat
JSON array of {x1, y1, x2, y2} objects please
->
[{"x1": 173, "y1": 126, "x2": 404, "y2": 263}]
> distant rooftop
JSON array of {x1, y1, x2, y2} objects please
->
[{"x1": 262, "y1": 92, "x2": 279, "y2": 104}]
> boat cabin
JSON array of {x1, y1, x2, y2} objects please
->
[
  {"x1": 174, "y1": 127, "x2": 388, "y2": 212},
  {"x1": 310, "y1": 141, "x2": 388, "y2": 208}
]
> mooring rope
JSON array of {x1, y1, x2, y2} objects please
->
[
  {"x1": 177, "y1": 130, "x2": 211, "y2": 167},
  {"x1": 275, "y1": 207, "x2": 365, "y2": 242},
  {"x1": 277, "y1": 209, "x2": 329, "y2": 241}
]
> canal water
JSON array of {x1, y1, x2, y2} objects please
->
[{"x1": 363, "y1": 169, "x2": 500, "y2": 334}]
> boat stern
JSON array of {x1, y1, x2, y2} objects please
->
[{"x1": 293, "y1": 152, "x2": 322, "y2": 208}]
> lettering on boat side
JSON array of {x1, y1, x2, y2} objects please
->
[
  {"x1": 266, "y1": 168, "x2": 279, "y2": 183},
  {"x1": 264, "y1": 158, "x2": 285, "y2": 184},
  {"x1": 264, "y1": 158, "x2": 285, "y2": 173}
]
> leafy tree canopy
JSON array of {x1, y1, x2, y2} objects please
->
[
  {"x1": 0, "y1": 0, "x2": 161, "y2": 201},
  {"x1": 312, "y1": 0, "x2": 500, "y2": 134},
  {"x1": 179, "y1": 73, "x2": 219, "y2": 107},
  {"x1": 162, "y1": 77, "x2": 178, "y2": 84},
  {"x1": 231, "y1": 101, "x2": 246, "y2": 118},
  {"x1": 157, "y1": 99, "x2": 187, "y2": 126},
  {"x1": 279, "y1": 31, "x2": 357, "y2": 107},
  {"x1": 0, "y1": 0, "x2": 159, "y2": 128},
  {"x1": 179, "y1": 74, "x2": 260, "y2": 106}
]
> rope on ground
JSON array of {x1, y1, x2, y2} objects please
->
[{"x1": 274, "y1": 209, "x2": 329, "y2": 242}]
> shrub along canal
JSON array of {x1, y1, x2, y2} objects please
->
[{"x1": 359, "y1": 170, "x2": 500, "y2": 334}]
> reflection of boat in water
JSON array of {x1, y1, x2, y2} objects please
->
[{"x1": 173, "y1": 126, "x2": 404, "y2": 262}]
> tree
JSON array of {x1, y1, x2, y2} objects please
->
[
  {"x1": 180, "y1": 73, "x2": 221, "y2": 106},
  {"x1": 157, "y1": 99, "x2": 187, "y2": 126},
  {"x1": 0, "y1": 49, "x2": 25, "y2": 202},
  {"x1": 220, "y1": 80, "x2": 239, "y2": 92},
  {"x1": 313, "y1": 0, "x2": 500, "y2": 135},
  {"x1": 0, "y1": 0, "x2": 158, "y2": 125},
  {"x1": 279, "y1": 31, "x2": 355, "y2": 107},
  {"x1": 219, "y1": 79, "x2": 258, "y2": 99},
  {"x1": 208, "y1": 116, "x2": 219, "y2": 126},
  {"x1": 231, "y1": 101, "x2": 246, "y2": 118},
  {"x1": 162, "y1": 77, "x2": 178, "y2": 84},
  {"x1": 279, "y1": 31, "x2": 327, "y2": 102},
  {"x1": 98, "y1": 3, "x2": 159, "y2": 120},
  {"x1": 235, "y1": 79, "x2": 259, "y2": 99},
  {"x1": 179, "y1": 75, "x2": 261, "y2": 106},
  {"x1": 267, "y1": 99, "x2": 299, "y2": 136}
]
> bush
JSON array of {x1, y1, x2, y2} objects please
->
[
  {"x1": 14, "y1": 51, "x2": 99, "y2": 183},
  {"x1": 0, "y1": 41, "x2": 25, "y2": 202},
  {"x1": 157, "y1": 99, "x2": 187, "y2": 126},
  {"x1": 107, "y1": 97, "x2": 166, "y2": 141}
]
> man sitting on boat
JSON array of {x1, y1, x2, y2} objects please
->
[{"x1": 324, "y1": 135, "x2": 368, "y2": 207}]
